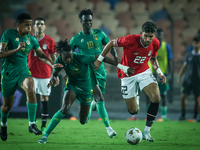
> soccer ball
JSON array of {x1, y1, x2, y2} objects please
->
[{"x1": 125, "y1": 127, "x2": 142, "y2": 145}]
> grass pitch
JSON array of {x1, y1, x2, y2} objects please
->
[{"x1": 0, "y1": 119, "x2": 200, "y2": 150}]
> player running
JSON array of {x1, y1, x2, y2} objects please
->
[
  {"x1": 0, "y1": 13, "x2": 62, "y2": 141},
  {"x1": 94, "y1": 21, "x2": 166, "y2": 142},
  {"x1": 70, "y1": 9, "x2": 119, "y2": 138},
  {"x1": 38, "y1": 39, "x2": 134, "y2": 144}
]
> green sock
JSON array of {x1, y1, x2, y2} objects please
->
[
  {"x1": 161, "y1": 106, "x2": 167, "y2": 118},
  {"x1": 97, "y1": 101, "x2": 110, "y2": 127},
  {"x1": 1, "y1": 110, "x2": 9, "y2": 126},
  {"x1": 26, "y1": 102, "x2": 37, "y2": 123},
  {"x1": 44, "y1": 110, "x2": 65, "y2": 137},
  {"x1": 86, "y1": 103, "x2": 93, "y2": 123}
]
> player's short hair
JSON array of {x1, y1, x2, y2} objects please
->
[
  {"x1": 142, "y1": 21, "x2": 157, "y2": 33},
  {"x1": 79, "y1": 8, "x2": 93, "y2": 19},
  {"x1": 34, "y1": 17, "x2": 45, "y2": 24},
  {"x1": 193, "y1": 36, "x2": 200, "y2": 43},
  {"x1": 56, "y1": 39, "x2": 72, "y2": 53},
  {"x1": 16, "y1": 13, "x2": 32, "y2": 24}
]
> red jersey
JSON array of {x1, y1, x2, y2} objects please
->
[
  {"x1": 28, "y1": 34, "x2": 56, "y2": 78},
  {"x1": 116, "y1": 34, "x2": 160, "y2": 79}
]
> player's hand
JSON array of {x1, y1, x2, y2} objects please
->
[
  {"x1": 158, "y1": 74, "x2": 166, "y2": 84},
  {"x1": 94, "y1": 60, "x2": 101, "y2": 70},
  {"x1": 127, "y1": 67, "x2": 134, "y2": 76},
  {"x1": 52, "y1": 63, "x2": 63, "y2": 69},
  {"x1": 54, "y1": 76, "x2": 60, "y2": 87},
  {"x1": 47, "y1": 76, "x2": 57, "y2": 88},
  {"x1": 17, "y1": 42, "x2": 25, "y2": 51}
]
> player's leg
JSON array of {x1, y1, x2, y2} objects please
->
[
  {"x1": 0, "y1": 95, "x2": 14, "y2": 141},
  {"x1": 179, "y1": 93, "x2": 188, "y2": 120},
  {"x1": 142, "y1": 83, "x2": 160, "y2": 142},
  {"x1": 38, "y1": 90, "x2": 76, "y2": 144},
  {"x1": 20, "y1": 77, "x2": 42, "y2": 135},
  {"x1": 93, "y1": 84, "x2": 117, "y2": 138},
  {"x1": 40, "y1": 95, "x2": 49, "y2": 133}
]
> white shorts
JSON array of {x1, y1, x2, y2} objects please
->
[
  {"x1": 121, "y1": 69, "x2": 157, "y2": 99},
  {"x1": 33, "y1": 78, "x2": 51, "y2": 96}
]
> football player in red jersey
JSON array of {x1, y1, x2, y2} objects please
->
[
  {"x1": 28, "y1": 17, "x2": 58, "y2": 133},
  {"x1": 94, "y1": 21, "x2": 166, "y2": 142}
]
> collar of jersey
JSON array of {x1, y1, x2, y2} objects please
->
[
  {"x1": 81, "y1": 30, "x2": 93, "y2": 35},
  {"x1": 33, "y1": 33, "x2": 45, "y2": 41},
  {"x1": 140, "y1": 36, "x2": 148, "y2": 48}
]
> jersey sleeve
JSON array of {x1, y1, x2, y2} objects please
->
[
  {"x1": 53, "y1": 56, "x2": 63, "y2": 72},
  {"x1": 166, "y1": 44, "x2": 173, "y2": 59},
  {"x1": 32, "y1": 37, "x2": 40, "y2": 50},
  {"x1": 115, "y1": 35, "x2": 134, "y2": 48},
  {"x1": 78, "y1": 54, "x2": 96, "y2": 65},
  {"x1": 151, "y1": 40, "x2": 160, "y2": 57},
  {"x1": 70, "y1": 36, "x2": 77, "y2": 51},
  {"x1": 101, "y1": 30, "x2": 110, "y2": 45},
  {"x1": 1, "y1": 30, "x2": 10, "y2": 44},
  {"x1": 49, "y1": 38, "x2": 56, "y2": 54}
]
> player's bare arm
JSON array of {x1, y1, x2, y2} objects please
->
[
  {"x1": 47, "y1": 71, "x2": 59, "y2": 88},
  {"x1": 177, "y1": 63, "x2": 187, "y2": 85},
  {"x1": 0, "y1": 42, "x2": 25, "y2": 59},
  {"x1": 150, "y1": 57, "x2": 166, "y2": 84},
  {"x1": 110, "y1": 47, "x2": 120, "y2": 63},
  {"x1": 94, "y1": 39, "x2": 116, "y2": 69},
  {"x1": 35, "y1": 47, "x2": 63, "y2": 69},
  {"x1": 49, "y1": 54, "x2": 60, "y2": 87}
]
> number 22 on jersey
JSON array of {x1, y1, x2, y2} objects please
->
[{"x1": 133, "y1": 56, "x2": 146, "y2": 64}]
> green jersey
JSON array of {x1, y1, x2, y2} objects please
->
[
  {"x1": 0, "y1": 29, "x2": 39, "y2": 77},
  {"x1": 70, "y1": 29, "x2": 110, "y2": 80},
  {"x1": 54, "y1": 53, "x2": 96, "y2": 95}
]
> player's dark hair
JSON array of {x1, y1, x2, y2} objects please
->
[
  {"x1": 56, "y1": 39, "x2": 72, "y2": 53},
  {"x1": 193, "y1": 36, "x2": 200, "y2": 43},
  {"x1": 142, "y1": 21, "x2": 157, "y2": 33},
  {"x1": 16, "y1": 13, "x2": 32, "y2": 24},
  {"x1": 34, "y1": 17, "x2": 45, "y2": 24},
  {"x1": 79, "y1": 8, "x2": 93, "y2": 19}
]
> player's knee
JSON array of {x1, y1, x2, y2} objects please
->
[
  {"x1": 128, "y1": 107, "x2": 138, "y2": 115},
  {"x1": 151, "y1": 94, "x2": 160, "y2": 103},
  {"x1": 2, "y1": 104, "x2": 12, "y2": 112}
]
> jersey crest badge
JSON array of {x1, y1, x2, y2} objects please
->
[
  {"x1": 148, "y1": 50, "x2": 152, "y2": 56},
  {"x1": 81, "y1": 39, "x2": 84, "y2": 43},
  {"x1": 93, "y1": 34, "x2": 98, "y2": 40},
  {"x1": 43, "y1": 44, "x2": 47, "y2": 50},
  {"x1": 15, "y1": 37, "x2": 19, "y2": 41},
  {"x1": 26, "y1": 39, "x2": 30, "y2": 45}
]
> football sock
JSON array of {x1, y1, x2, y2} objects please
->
[
  {"x1": 146, "y1": 104, "x2": 149, "y2": 113},
  {"x1": 86, "y1": 103, "x2": 93, "y2": 123},
  {"x1": 41, "y1": 101, "x2": 49, "y2": 127},
  {"x1": 1, "y1": 110, "x2": 9, "y2": 127},
  {"x1": 181, "y1": 109, "x2": 186, "y2": 117},
  {"x1": 97, "y1": 101, "x2": 110, "y2": 127},
  {"x1": 44, "y1": 110, "x2": 65, "y2": 137},
  {"x1": 146, "y1": 102, "x2": 159, "y2": 127},
  {"x1": 26, "y1": 102, "x2": 37, "y2": 124},
  {"x1": 161, "y1": 106, "x2": 167, "y2": 118}
]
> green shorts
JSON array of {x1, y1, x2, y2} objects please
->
[
  {"x1": 97, "y1": 78, "x2": 106, "y2": 94},
  {"x1": 1, "y1": 71, "x2": 32, "y2": 98},
  {"x1": 63, "y1": 84, "x2": 92, "y2": 105},
  {"x1": 158, "y1": 79, "x2": 169, "y2": 95}
]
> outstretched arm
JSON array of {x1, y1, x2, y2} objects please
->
[
  {"x1": 150, "y1": 57, "x2": 166, "y2": 84},
  {"x1": 177, "y1": 63, "x2": 187, "y2": 85},
  {"x1": 94, "y1": 55, "x2": 134, "y2": 76},
  {"x1": 35, "y1": 47, "x2": 63, "y2": 69},
  {"x1": 94, "y1": 39, "x2": 116, "y2": 69},
  {"x1": 0, "y1": 42, "x2": 25, "y2": 59},
  {"x1": 110, "y1": 47, "x2": 119, "y2": 62},
  {"x1": 47, "y1": 71, "x2": 59, "y2": 88}
]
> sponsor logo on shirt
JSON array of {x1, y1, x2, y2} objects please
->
[
  {"x1": 148, "y1": 50, "x2": 152, "y2": 56},
  {"x1": 15, "y1": 37, "x2": 19, "y2": 41},
  {"x1": 26, "y1": 39, "x2": 30, "y2": 45},
  {"x1": 134, "y1": 53, "x2": 139, "y2": 55},
  {"x1": 81, "y1": 39, "x2": 84, "y2": 43},
  {"x1": 43, "y1": 44, "x2": 47, "y2": 50}
]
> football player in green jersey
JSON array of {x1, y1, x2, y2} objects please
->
[
  {"x1": 0, "y1": 13, "x2": 62, "y2": 141},
  {"x1": 38, "y1": 39, "x2": 134, "y2": 144},
  {"x1": 70, "y1": 9, "x2": 119, "y2": 138}
]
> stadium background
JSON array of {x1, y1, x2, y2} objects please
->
[{"x1": 0, "y1": 0, "x2": 198, "y2": 120}]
